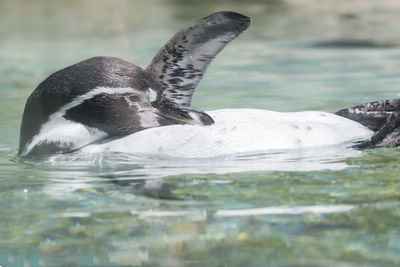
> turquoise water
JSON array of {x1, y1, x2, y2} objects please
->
[{"x1": 2, "y1": 0, "x2": 400, "y2": 266}]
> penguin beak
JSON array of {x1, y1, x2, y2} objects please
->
[{"x1": 152, "y1": 100, "x2": 214, "y2": 126}]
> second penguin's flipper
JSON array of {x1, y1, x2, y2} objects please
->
[
  {"x1": 146, "y1": 11, "x2": 251, "y2": 106},
  {"x1": 335, "y1": 99, "x2": 400, "y2": 148}
]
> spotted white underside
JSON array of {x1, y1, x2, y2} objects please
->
[{"x1": 83, "y1": 109, "x2": 374, "y2": 158}]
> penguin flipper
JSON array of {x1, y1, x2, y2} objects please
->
[
  {"x1": 336, "y1": 99, "x2": 400, "y2": 148},
  {"x1": 146, "y1": 11, "x2": 250, "y2": 106}
]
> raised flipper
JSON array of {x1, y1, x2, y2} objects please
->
[
  {"x1": 146, "y1": 11, "x2": 251, "y2": 106},
  {"x1": 336, "y1": 99, "x2": 400, "y2": 148}
]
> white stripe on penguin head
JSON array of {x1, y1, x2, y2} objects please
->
[{"x1": 22, "y1": 87, "x2": 145, "y2": 155}]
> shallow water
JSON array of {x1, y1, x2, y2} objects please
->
[{"x1": 1, "y1": 0, "x2": 400, "y2": 266}]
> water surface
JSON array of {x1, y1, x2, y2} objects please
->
[{"x1": 1, "y1": 0, "x2": 400, "y2": 266}]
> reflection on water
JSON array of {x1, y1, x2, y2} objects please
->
[
  {"x1": 1, "y1": 0, "x2": 400, "y2": 266},
  {"x1": 16, "y1": 145, "x2": 360, "y2": 200},
  {"x1": 3, "y1": 149, "x2": 400, "y2": 266}
]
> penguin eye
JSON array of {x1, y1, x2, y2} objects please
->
[
  {"x1": 128, "y1": 94, "x2": 140, "y2": 102},
  {"x1": 123, "y1": 94, "x2": 142, "y2": 108}
]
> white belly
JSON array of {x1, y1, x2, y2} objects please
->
[{"x1": 82, "y1": 109, "x2": 373, "y2": 158}]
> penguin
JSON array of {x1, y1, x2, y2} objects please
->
[
  {"x1": 18, "y1": 11, "x2": 250, "y2": 156},
  {"x1": 18, "y1": 11, "x2": 400, "y2": 157}
]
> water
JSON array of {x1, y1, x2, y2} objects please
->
[{"x1": 1, "y1": 0, "x2": 400, "y2": 266}]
